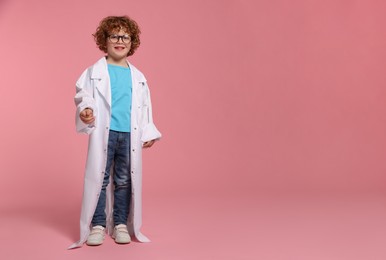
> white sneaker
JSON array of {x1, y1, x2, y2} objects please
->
[
  {"x1": 112, "y1": 224, "x2": 131, "y2": 244},
  {"x1": 86, "y1": 225, "x2": 105, "y2": 246}
]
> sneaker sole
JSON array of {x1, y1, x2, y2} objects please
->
[
  {"x1": 86, "y1": 241, "x2": 104, "y2": 246},
  {"x1": 114, "y1": 239, "x2": 131, "y2": 244}
]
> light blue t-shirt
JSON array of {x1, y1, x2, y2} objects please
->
[{"x1": 108, "y1": 64, "x2": 132, "y2": 132}]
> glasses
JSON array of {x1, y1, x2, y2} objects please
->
[{"x1": 108, "y1": 34, "x2": 131, "y2": 44}]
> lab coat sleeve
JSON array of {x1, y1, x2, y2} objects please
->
[
  {"x1": 140, "y1": 82, "x2": 162, "y2": 143},
  {"x1": 74, "y1": 68, "x2": 97, "y2": 134}
]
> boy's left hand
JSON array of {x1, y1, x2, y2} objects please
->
[{"x1": 143, "y1": 140, "x2": 155, "y2": 148}]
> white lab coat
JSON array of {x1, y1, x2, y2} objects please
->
[{"x1": 69, "y1": 57, "x2": 161, "y2": 249}]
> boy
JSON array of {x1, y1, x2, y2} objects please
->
[{"x1": 69, "y1": 16, "x2": 161, "y2": 249}]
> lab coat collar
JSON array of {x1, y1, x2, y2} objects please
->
[{"x1": 91, "y1": 56, "x2": 147, "y2": 82}]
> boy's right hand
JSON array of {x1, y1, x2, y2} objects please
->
[{"x1": 80, "y1": 108, "x2": 95, "y2": 124}]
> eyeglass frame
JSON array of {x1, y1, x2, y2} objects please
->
[{"x1": 107, "y1": 34, "x2": 132, "y2": 44}]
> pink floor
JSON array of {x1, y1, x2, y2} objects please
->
[{"x1": 1, "y1": 192, "x2": 386, "y2": 260}]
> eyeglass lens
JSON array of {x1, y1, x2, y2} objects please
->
[{"x1": 109, "y1": 35, "x2": 131, "y2": 43}]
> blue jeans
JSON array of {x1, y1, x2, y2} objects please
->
[{"x1": 91, "y1": 130, "x2": 132, "y2": 227}]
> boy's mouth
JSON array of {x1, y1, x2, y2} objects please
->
[{"x1": 114, "y1": 46, "x2": 125, "y2": 51}]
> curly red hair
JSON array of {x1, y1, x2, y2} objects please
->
[{"x1": 93, "y1": 16, "x2": 141, "y2": 56}]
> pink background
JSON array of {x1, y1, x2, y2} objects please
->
[{"x1": 1, "y1": 0, "x2": 386, "y2": 259}]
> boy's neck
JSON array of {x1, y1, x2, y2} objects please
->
[{"x1": 106, "y1": 56, "x2": 129, "y2": 68}]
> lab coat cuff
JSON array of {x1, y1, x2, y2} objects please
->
[
  {"x1": 140, "y1": 123, "x2": 161, "y2": 143},
  {"x1": 76, "y1": 103, "x2": 97, "y2": 134}
]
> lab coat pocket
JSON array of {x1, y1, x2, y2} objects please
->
[
  {"x1": 136, "y1": 81, "x2": 147, "y2": 105},
  {"x1": 137, "y1": 82, "x2": 149, "y2": 125}
]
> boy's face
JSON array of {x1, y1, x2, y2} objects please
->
[{"x1": 106, "y1": 29, "x2": 131, "y2": 60}]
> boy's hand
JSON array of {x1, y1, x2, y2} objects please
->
[
  {"x1": 143, "y1": 140, "x2": 155, "y2": 148},
  {"x1": 80, "y1": 108, "x2": 95, "y2": 124}
]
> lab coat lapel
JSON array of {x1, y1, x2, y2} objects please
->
[
  {"x1": 91, "y1": 57, "x2": 111, "y2": 108},
  {"x1": 128, "y1": 62, "x2": 146, "y2": 108}
]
